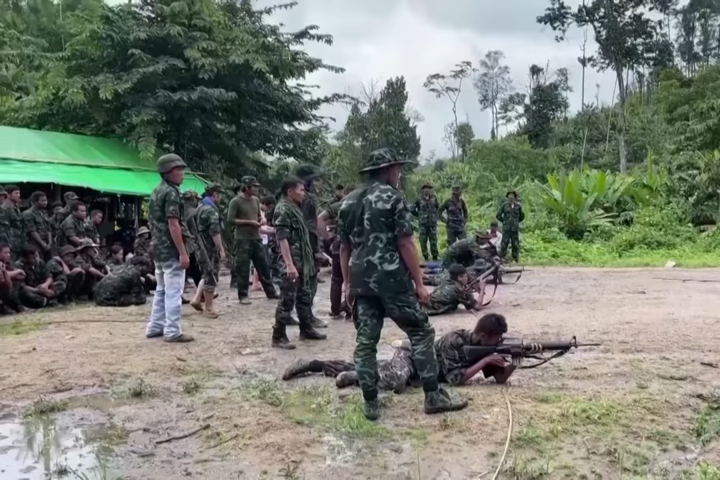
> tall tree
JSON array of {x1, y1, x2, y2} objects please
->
[
  {"x1": 474, "y1": 50, "x2": 513, "y2": 140},
  {"x1": 522, "y1": 65, "x2": 571, "y2": 149},
  {"x1": 454, "y1": 121, "x2": 475, "y2": 160},
  {"x1": 538, "y1": 0, "x2": 663, "y2": 172},
  {"x1": 0, "y1": 0, "x2": 347, "y2": 180},
  {"x1": 423, "y1": 61, "x2": 475, "y2": 158}
]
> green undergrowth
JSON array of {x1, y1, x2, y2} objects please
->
[{"x1": 0, "y1": 318, "x2": 46, "y2": 337}]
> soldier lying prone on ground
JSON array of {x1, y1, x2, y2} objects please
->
[{"x1": 282, "y1": 312, "x2": 516, "y2": 390}]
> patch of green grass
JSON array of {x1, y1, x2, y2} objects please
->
[
  {"x1": 504, "y1": 454, "x2": 555, "y2": 479},
  {"x1": 239, "y1": 377, "x2": 284, "y2": 407},
  {"x1": 693, "y1": 462, "x2": 720, "y2": 480},
  {"x1": 536, "y1": 392, "x2": 562, "y2": 404},
  {"x1": 0, "y1": 319, "x2": 45, "y2": 337},
  {"x1": 123, "y1": 379, "x2": 156, "y2": 399},
  {"x1": 24, "y1": 399, "x2": 69, "y2": 418},
  {"x1": 694, "y1": 404, "x2": 720, "y2": 446}
]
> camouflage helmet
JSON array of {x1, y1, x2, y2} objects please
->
[
  {"x1": 294, "y1": 164, "x2": 323, "y2": 181},
  {"x1": 359, "y1": 148, "x2": 409, "y2": 172},
  {"x1": 137, "y1": 226, "x2": 150, "y2": 235},
  {"x1": 451, "y1": 184, "x2": 462, "y2": 193},
  {"x1": 157, "y1": 154, "x2": 187, "y2": 174}
]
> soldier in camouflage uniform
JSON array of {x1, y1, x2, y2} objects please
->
[
  {"x1": 85, "y1": 209, "x2": 103, "y2": 245},
  {"x1": 0, "y1": 243, "x2": 25, "y2": 313},
  {"x1": 317, "y1": 194, "x2": 352, "y2": 320},
  {"x1": 294, "y1": 164, "x2": 328, "y2": 328},
  {"x1": 133, "y1": 226, "x2": 151, "y2": 258},
  {"x1": 496, "y1": 191, "x2": 525, "y2": 263},
  {"x1": 434, "y1": 312, "x2": 517, "y2": 385},
  {"x1": 0, "y1": 185, "x2": 24, "y2": 257},
  {"x1": 260, "y1": 195, "x2": 281, "y2": 282},
  {"x1": 425, "y1": 264, "x2": 483, "y2": 316},
  {"x1": 58, "y1": 202, "x2": 88, "y2": 248},
  {"x1": 443, "y1": 232, "x2": 495, "y2": 268},
  {"x1": 190, "y1": 183, "x2": 226, "y2": 317},
  {"x1": 52, "y1": 191, "x2": 79, "y2": 232},
  {"x1": 282, "y1": 312, "x2": 516, "y2": 389},
  {"x1": 181, "y1": 190, "x2": 202, "y2": 292},
  {"x1": 438, "y1": 185, "x2": 468, "y2": 246},
  {"x1": 94, "y1": 256, "x2": 152, "y2": 307},
  {"x1": 22, "y1": 191, "x2": 53, "y2": 260},
  {"x1": 337, "y1": 147, "x2": 468, "y2": 420},
  {"x1": 145, "y1": 154, "x2": 194, "y2": 343},
  {"x1": 413, "y1": 184, "x2": 440, "y2": 261},
  {"x1": 271, "y1": 177, "x2": 327, "y2": 349},
  {"x1": 47, "y1": 245, "x2": 86, "y2": 303},
  {"x1": 15, "y1": 245, "x2": 63, "y2": 308}
]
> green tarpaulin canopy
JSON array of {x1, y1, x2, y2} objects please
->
[{"x1": 0, "y1": 126, "x2": 207, "y2": 196}]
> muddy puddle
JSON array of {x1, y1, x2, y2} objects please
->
[{"x1": 0, "y1": 390, "x2": 135, "y2": 480}]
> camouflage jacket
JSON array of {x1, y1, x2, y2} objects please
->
[
  {"x1": 133, "y1": 237, "x2": 150, "y2": 257},
  {"x1": 58, "y1": 215, "x2": 87, "y2": 247},
  {"x1": 434, "y1": 329, "x2": 500, "y2": 385},
  {"x1": 323, "y1": 200, "x2": 343, "y2": 255},
  {"x1": 338, "y1": 180, "x2": 415, "y2": 297},
  {"x1": 195, "y1": 201, "x2": 222, "y2": 259},
  {"x1": 444, "y1": 238, "x2": 483, "y2": 266},
  {"x1": 438, "y1": 198, "x2": 468, "y2": 231},
  {"x1": 52, "y1": 205, "x2": 71, "y2": 231},
  {"x1": 413, "y1": 195, "x2": 439, "y2": 226},
  {"x1": 496, "y1": 201, "x2": 525, "y2": 232},
  {"x1": 0, "y1": 203, "x2": 23, "y2": 251},
  {"x1": 84, "y1": 219, "x2": 100, "y2": 243},
  {"x1": 425, "y1": 280, "x2": 476, "y2": 316},
  {"x1": 107, "y1": 258, "x2": 126, "y2": 274},
  {"x1": 300, "y1": 188, "x2": 319, "y2": 255},
  {"x1": 79, "y1": 251, "x2": 107, "y2": 272},
  {"x1": 93, "y1": 264, "x2": 145, "y2": 305},
  {"x1": 22, "y1": 207, "x2": 52, "y2": 250},
  {"x1": 149, "y1": 179, "x2": 188, "y2": 263},
  {"x1": 14, "y1": 258, "x2": 51, "y2": 287},
  {"x1": 273, "y1": 199, "x2": 315, "y2": 280}
]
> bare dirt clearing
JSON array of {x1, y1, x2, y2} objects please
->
[{"x1": 1, "y1": 267, "x2": 719, "y2": 480}]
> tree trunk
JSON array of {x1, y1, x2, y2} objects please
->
[
  {"x1": 581, "y1": 65, "x2": 586, "y2": 110},
  {"x1": 616, "y1": 70, "x2": 628, "y2": 173}
]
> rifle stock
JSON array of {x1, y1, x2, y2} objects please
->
[{"x1": 463, "y1": 336, "x2": 601, "y2": 366}]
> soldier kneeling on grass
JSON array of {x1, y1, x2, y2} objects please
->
[
  {"x1": 282, "y1": 312, "x2": 517, "y2": 390},
  {"x1": 94, "y1": 256, "x2": 152, "y2": 307}
]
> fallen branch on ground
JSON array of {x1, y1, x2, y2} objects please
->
[
  {"x1": 653, "y1": 277, "x2": 720, "y2": 283},
  {"x1": 204, "y1": 433, "x2": 239, "y2": 450},
  {"x1": 700, "y1": 362, "x2": 719, "y2": 368},
  {"x1": 154, "y1": 424, "x2": 210, "y2": 445}
]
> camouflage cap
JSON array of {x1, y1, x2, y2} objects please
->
[
  {"x1": 204, "y1": 183, "x2": 223, "y2": 195},
  {"x1": 64, "y1": 191, "x2": 79, "y2": 201},
  {"x1": 241, "y1": 176, "x2": 261, "y2": 187},
  {"x1": 181, "y1": 189, "x2": 198, "y2": 200},
  {"x1": 506, "y1": 190, "x2": 518, "y2": 198},
  {"x1": 421, "y1": 184, "x2": 433, "y2": 189},
  {"x1": 59, "y1": 245, "x2": 76, "y2": 256},
  {"x1": 359, "y1": 148, "x2": 409, "y2": 172},
  {"x1": 137, "y1": 226, "x2": 150, "y2": 235},
  {"x1": 157, "y1": 153, "x2": 187, "y2": 174},
  {"x1": 451, "y1": 185, "x2": 462, "y2": 193},
  {"x1": 77, "y1": 238, "x2": 99, "y2": 250},
  {"x1": 294, "y1": 164, "x2": 323, "y2": 180}
]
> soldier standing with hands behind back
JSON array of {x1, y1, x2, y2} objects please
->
[
  {"x1": 438, "y1": 185, "x2": 468, "y2": 246},
  {"x1": 413, "y1": 184, "x2": 439, "y2": 262},
  {"x1": 145, "y1": 154, "x2": 194, "y2": 343},
  {"x1": 496, "y1": 190, "x2": 525, "y2": 263},
  {"x1": 338, "y1": 148, "x2": 468, "y2": 421}
]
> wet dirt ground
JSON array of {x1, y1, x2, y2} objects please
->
[{"x1": 1, "y1": 267, "x2": 719, "y2": 480}]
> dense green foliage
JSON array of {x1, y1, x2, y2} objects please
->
[{"x1": 4, "y1": 0, "x2": 720, "y2": 266}]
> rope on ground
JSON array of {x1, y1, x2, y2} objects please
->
[{"x1": 491, "y1": 387, "x2": 513, "y2": 480}]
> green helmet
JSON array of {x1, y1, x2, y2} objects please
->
[
  {"x1": 294, "y1": 164, "x2": 323, "y2": 181},
  {"x1": 157, "y1": 154, "x2": 187, "y2": 174},
  {"x1": 359, "y1": 148, "x2": 408, "y2": 172}
]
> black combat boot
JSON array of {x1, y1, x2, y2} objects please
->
[
  {"x1": 272, "y1": 326, "x2": 296, "y2": 350},
  {"x1": 423, "y1": 387, "x2": 468, "y2": 415},
  {"x1": 299, "y1": 328, "x2": 327, "y2": 341}
]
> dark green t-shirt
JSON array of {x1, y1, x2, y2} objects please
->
[{"x1": 227, "y1": 195, "x2": 261, "y2": 240}]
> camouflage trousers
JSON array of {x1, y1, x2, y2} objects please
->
[
  {"x1": 274, "y1": 271, "x2": 316, "y2": 338},
  {"x1": 353, "y1": 294, "x2": 439, "y2": 401},
  {"x1": 198, "y1": 254, "x2": 220, "y2": 293},
  {"x1": 500, "y1": 230, "x2": 520, "y2": 262},
  {"x1": 418, "y1": 225, "x2": 438, "y2": 261},
  {"x1": 446, "y1": 228, "x2": 466, "y2": 246},
  {"x1": 329, "y1": 252, "x2": 347, "y2": 316},
  {"x1": 235, "y1": 239, "x2": 275, "y2": 299},
  {"x1": 64, "y1": 271, "x2": 85, "y2": 301},
  {"x1": 0, "y1": 279, "x2": 22, "y2": 311},
  {"x1": 19, "y1": 279, "x2": 66, "y2": 309},
  {"x1": 313, "y1": 346, "x2": 416, "y2": 391}
]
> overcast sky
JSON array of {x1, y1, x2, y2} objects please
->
[{"x1": 257, "y1": 0, "x2": 617, "y2": 158}]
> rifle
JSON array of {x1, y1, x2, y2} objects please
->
[
  {"x1": 465, "y1": 264, "x2": 499, "y2": 307},
  {"x1": 498, "y1": 265, "x2": 524, "y2": 285},
  {"x1": 463, "y1": 336, "x2": 601, "y2": 369},
  {"x1": 187, "y1": 210, "x2": 218, "y2": 285}
]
